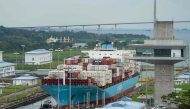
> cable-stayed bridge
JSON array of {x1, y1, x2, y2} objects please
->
[{"x1": 7, "y1": 21, "x2": 190, "y2": 34}]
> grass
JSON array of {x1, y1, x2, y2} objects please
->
[
  {"x1": 132, "y1": 84, "x2": 190, "y2": 102},
  {"x1": 132, "y1": 84, "x2": 155, "y2": 102},
  {"x1": 0, "y1": 78, "x2": 42, "y2": 98},
  {"x1": 174, "y1": 84, "x2": 190, "y2": 90},
  {"x1": 0, "y1": 87, "x2": 45, "y2": 103},
  {"x1": 3, "y1": 49, "x2": 85, "y2": 70}
]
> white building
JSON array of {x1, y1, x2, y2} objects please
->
[
  {"x1": 72, "y1": 43, "x2": 87, "y2": 48},
  {"x1": 13, "y1": 74, "x2": 38, "y2": 86},
  {"x1": 25, "y1": 49, "x2": 52, "y2": 65},
  {"x1": 0, "y1": 61, "x2": 15, "y2": 77},
  {"x1": 175, "y1": 72, "x2": 190, "y2": 84},
  {"x1": 0, "y1": 51, "x2": 3, "y2": 61}
]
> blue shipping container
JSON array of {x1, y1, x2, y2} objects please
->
[
  {"x1": 72, "y1": 62, "x2": 78, "y2": 65},
  {"x1": 94, "y1": 62, "x2": 99, "y2": 65},
  {"x1": 67, "y1": 73, "x2": 72, "y2": 78}
]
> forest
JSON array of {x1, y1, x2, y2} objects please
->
[{"x1": 0, "y1": 26, "x2": 150, "y2": 53}]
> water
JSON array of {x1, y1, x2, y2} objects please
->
[
  {"x1": 16, "y1": 29, "x2": 190, "y2": 108},
  {"x1": 16, "y1": 96, "x2": 57, "y2": 109}
]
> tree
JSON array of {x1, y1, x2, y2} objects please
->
[{"x1": 161, "y1": 90, "x2": 190, "y2": 109}]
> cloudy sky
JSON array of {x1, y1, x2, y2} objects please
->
[{"x1": 0, "y1": 0, "x2": 190, "y2": 29}]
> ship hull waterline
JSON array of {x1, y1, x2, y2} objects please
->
[{"x1": 41, "y1": 75, "x2": 139, "y2": 108}]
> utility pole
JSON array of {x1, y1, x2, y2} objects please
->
[
  {"x1": 14, "y1": 52, "x2": 19, "y2": 100},
  {"x1": 21, "y1": 45, "x2": 25, "y2": 74}
]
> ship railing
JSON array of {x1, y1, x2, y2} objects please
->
[
  {"x1": 41, "y1": 79, "x2": 93, "y2": 86},
  {"x1": 133, "y1": 54, "x2": 183, "y2": 58},
  {"x1": 94, "y1": 47, "x2": 117, "y2": 51}
]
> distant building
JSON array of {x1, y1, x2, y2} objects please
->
[
  {"x1": 25, "y1": 49, "x2": 52, "y2": 65},
  {"x1": 175, "y1": 72, "x2": 190, "y2": 84},
  {"x1": 0, "y1": 61, "x2": 15, "y2": 78},
  {"x1": 0, "y1": 51, "x2": 3, "y2": 61},
  {"x1": 0, "y1": 83, "x2": 10, "y2": 88},
  {"x1": 72, "y1": 43, "x2": 87, "y2": 48},
  {"x1": 46, "y1": 36, "x2": 74, "y2": 43},
  {"x1": 13, "y1": 74, "x2": 38, "y2": 86}
]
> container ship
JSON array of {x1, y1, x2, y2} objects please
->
[{"x1": 41, "y1": 40, "x2": 141, "y2": 109}]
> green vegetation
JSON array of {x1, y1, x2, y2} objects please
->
[
  {"x1": 3, "y1": 49, "x2": 85, "y2": 70},
  {"x1": 0, "y1": 78, "x2": 13, "y2": 83},
  {"x1": 0, "y1": 88, "x2": 44, "y2": 103},
  {"x1": 161, "y1": 90, "x2": 190, "y2": 109},
  {"x1": 0, "y1": 79, "x2": 41, "y2": 94},
  {"x1": 175, "y1": 84, "x2": 190, "y2": 90},
  {"x1": 0, "y1": 26, "x2": 149, "y2": 53},
  {"x1": 0, "y1": 78, "x2": 44, "y2": 103},
  {"x1": 161, "y1": 84, "x2": 190, "y2": 109},
  {"x1": 132, "y1": 84, "x2": 154, "y2": 102}
]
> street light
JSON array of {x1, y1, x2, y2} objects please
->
[
  {"x1": 69, "y1": 68, "x2": 72, "y2": 109},
  {"x1": 57, "y1": 48, "x2": 60, "y2": 109},
  {"x1": 69, "y1": 49, "x2": 72, "y2": 58},
  {"x1": 50, "y1": 44, "x2": 54, "y2": 70},
  {"x1": 21, "y1": 45, "x2": 25, "y2": 73},
  {"x1": 145, "y1": 50, "x2": 149, "y2": 107},
  {"x1": 189, "y1": 53, "x2": 190, "y2": 88},
  {"x1": 13, "y1": 52, "x2": 19, "y2": 100}
]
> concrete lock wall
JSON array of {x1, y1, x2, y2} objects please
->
[{"x1": 154, "y1": 64, "x2": 174, "y2": 105}]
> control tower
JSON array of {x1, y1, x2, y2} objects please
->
[{"x1": 129, "y1": 21, "x2": 189, "y2": 105}]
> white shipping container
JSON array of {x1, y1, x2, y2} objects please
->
[
  {"x1": 111, "y1": 64, "x2": 116, "y2": 69},
  {"x1": 78, "y1": 63, "x2": 83, "y2": 66},
  {"x1": 108, "y1": 65, "x2": 111, "y2": 69},
  {"x1": 119, "y1": 67, "x2": 124, "y2": 71},
  {"x1": 97, "y1": 80, "x2": 106, "y2": 86},
  {"x1": 85, "y1": 58, "x2": 88, "y2": 63},
  {"x1": 98, "y1": 77, "x2": 105, "y2": 81},
  {"x1": 78, "y1": 74, "x2": 82, "y2": 79},
  {"x1": 112, "y1": 73, "x2": 117, "y2": 77},
  {"x1": 88, "y1": 59, "x2": 93, "y2": 63},
  {"x1": 81, "y1": 58, "x2": 85, "y2": 63},
  {"x1": 116, "y1": 59, "x2": 121, "y2": 63}
]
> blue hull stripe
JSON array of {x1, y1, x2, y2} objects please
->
[{"x1": 41, "y1": 76, "x2": 139, "y2": 106}]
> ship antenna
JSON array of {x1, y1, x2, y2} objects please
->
[{"x1": 105, "y1": 36, "x2": 109, "y2": 49}]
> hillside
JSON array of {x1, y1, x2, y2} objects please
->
[{"x1": 0, "y1": 26, "x2": 150, "y2": 52}]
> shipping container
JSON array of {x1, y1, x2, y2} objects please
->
[{"x1": 67, "y1": 73, "x2": 72, "y2": 78}]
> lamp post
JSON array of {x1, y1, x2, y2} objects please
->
[
  {"x1": 145, "y1": 50, "x2": 148, "y2": 107},
  {"x1": 69, "y1": 49, "x2": 72, "y2": 58},
  {"x1": 189, "y1": 53, "x2": 190, "y2": 88},
  {"x1": 13, "y1": 52, "x2": 19, "y2": 100},
  {"x1": 50, "y1": 44, "x2": 54, "y2": 70},
  {"x1": 21, "y1": 45, "x2": 25, "y2": 74},
  {"x1": 57, "y1": 48, "x2": 60, "y2": 109},
  {"x1": 69, "y1": 68, "x2": 72, "y2": 109}
]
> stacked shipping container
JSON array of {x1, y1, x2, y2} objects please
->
[{"x1": 43, "y1": 57, "x2": 140, "y2": 87}]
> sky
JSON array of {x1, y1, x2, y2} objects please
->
[{"x1": 0, "y1": 0, "x2": 190, "y2": 29}]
